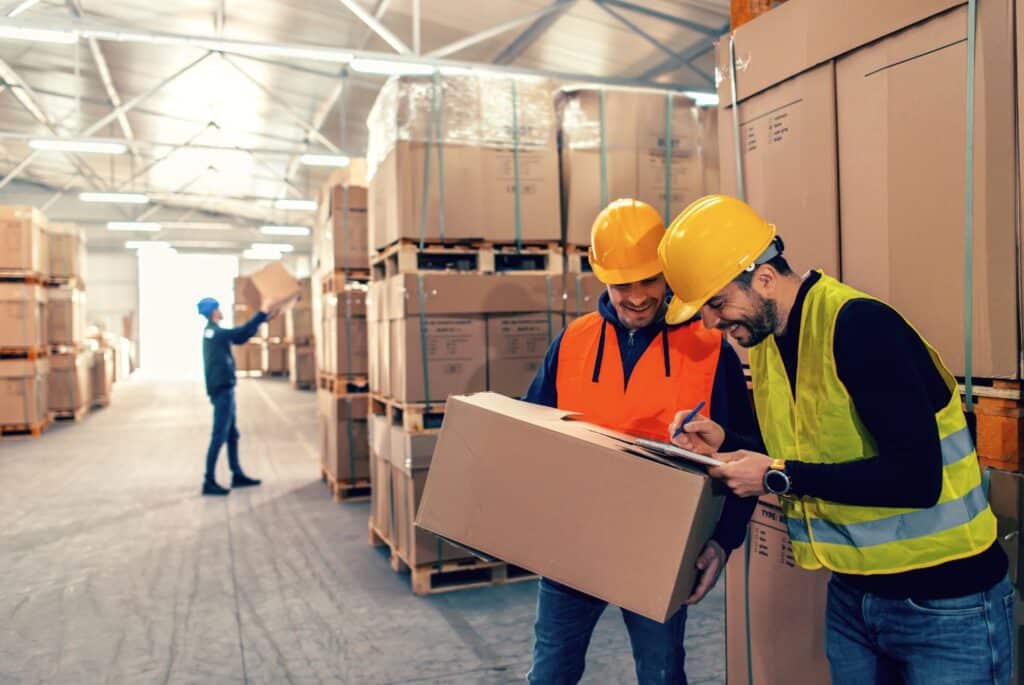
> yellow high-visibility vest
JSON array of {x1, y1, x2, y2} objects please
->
[{"x1": 749, "y1": 272, "x2": 996, "y2": 574}]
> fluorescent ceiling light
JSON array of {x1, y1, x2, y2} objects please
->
[
  {"x1": 80, "y1": 192, "x2": 149, "y2": 204},
  {"x1": 159, "y1": 221, "x2": 235, "y2": 230},
  {"x1": 350, "y1": 58, "x2": 435, "y2": 76},
  {"x1": 108, "y1": 222, "x2": 161, "y2": 232},
  {"x1": 7, "y1": 0, "x2": 42, "y2": 18},
  {"x1": 0, "y1": 25, "x2": 77, "y2": 43},
  {"x1": 251, "y1": 242, "x2": 294, "y2": 252},
  {"x1": 242, "y1": 248, "x2": 283, "y2": 260},
  {"x1": 125, "y1": 240, "x2": 171, "y2": 250},
  {"x1": 683, "y1": 91, "x2": 719, "y2": 107},
  {"x1": 300, "y1": 153, "x2": 350, "y2": 168},
  {"x1": 30, "y1": 138, "x2": 126, "y2": 154},
  {"x1": 260, "y1": 225, "x2": 310, "y2": 237},
  {"x1": 274, "y1": 198, "x2": 317, "y2": 211}
]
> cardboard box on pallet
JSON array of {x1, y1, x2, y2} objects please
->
[
  {"x1": 288, "y1": 344, "x2": 315, "y2": 387},
  {"x1": 416, "y1": 392, "x2": 726, "y2": 622},
  {"x1": 49, "y1": 351, "x2": 92, "y2": 413},
  {"x1": 0, "y1": 205, "x2": 47, "y2": 274},
  {"x1": 716, "y1": 0, "x2": 1017, "y2": 378},
  {"x1": 321, "y1": 286, "x2": 368, "y2": 377},
  {"x1": 487, "y1": 313, "x2": 559, "y2": 398},
  {"x1": 725, "y1": 497, "x2": 831, "y2": 685},
  {"x1": 562, "y1": 272, "x2": 604, "y2": 325},
  {"x1": 318, "y1": 389, "x2": 370, "y2": 482},
  {"x1": 367, "y1": 280, "x2": 388, "y2": 394},
  {"x1": 261, "y1": 341, "x2": 288, "y2": 374},
  {"x1": 317, "y1": 183, "x2": 369, "y2": 272},
  {"x1": 557, "y1": 87, "x2": 709, "y2": 247},
  {"x1": 46, "y1": 223, "x2": 86, "y2": 283},
  {"x1": 0, "y1": 282, "x2": 46, "y2": 348},
  {"x1": 285, "y1": 305, "x2": 313, "y2": 343},
  {"x1": 0, "y1": 358, "x2": 48, "y2": 425},
  {"x1": 368, "y1": 412, "x2": 393, "y2": 537},
  {"x1": 46, "y1": 287, "x2": 86, "y2": 347},
  {"x1": 385, "y1": 273, "x2": 561, "y2": 403},
  {"x1": 366, "y1": 73, "x2": 561, "y2": 250},
  {"x1": 91, "y1": 347, "x2": 114, "y2": 407},
  {"x1": 233, "y1": 340, "x2": 262, "y2": 373},
  {"x1": 234, "y1": 276, "x2": 260, "y2": 311}
]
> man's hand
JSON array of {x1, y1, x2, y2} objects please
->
[
  {"x1": 260, "y1": 295, "x2": 288, "y2": 319},
  {"x1": 685, "y1": 540, "x2": 727, "y2": 605},
  {"x1": 669, "y1": 411, "x2": 725, "y2": 455},
  {"x1": 707, "y1": 450, "x2": 772, "y2": 497}
]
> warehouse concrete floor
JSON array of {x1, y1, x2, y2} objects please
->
[{"x1": 0, "y1": 376, "x2": 726, "y2": 684}]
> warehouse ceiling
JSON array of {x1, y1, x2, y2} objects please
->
[{"x1": 0, "y1": 0, "x2": 729, "y2": 253}]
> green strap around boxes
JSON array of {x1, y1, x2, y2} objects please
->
[
  {"x1": 418, "y1": 71, "x2": 446, "y2": 248},
  {"x1": 341, "y1": 184, "x2": 349, "y2": 261},
  {"x1": 599, "y1": 88, "x2": 609, "y2": 209},
  {"x1": 663, "y1": 93, "x2": 674, "y2": 223},
  {"x1": 545, "y1": 275, "x2": 554, "y2": 343},
  {"x1": 963, "y1": 0, "x2": 977, "y2": 413},
  {"x1": 343, "y1": 287, "x2": 356, "y2": 481},
  {"x1": 743, "y1": 533, "x2": 754, "y2": 685},
  {"x1": 575, "y1": 274, "x2": 583, "y2": 319},
  {"x1": 345, "y1": 397, "x2": 357, "y2": 483},
  {"x1": 417, "y1": 274, "x2": 432, "y2": 412},
  {"x1": 510, "y1": 78, "x2": 523, "y2": 253},
  {"x1": 728, "y1": 35, "x2": 746, "y2": 203}
]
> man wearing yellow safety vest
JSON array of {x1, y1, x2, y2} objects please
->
[
  {"x1": 663, "y1": 195, "x2": 1013, "y2": 684},
  {"x1": 523, "y1": 199, "x2": 759, "y2": 685}
]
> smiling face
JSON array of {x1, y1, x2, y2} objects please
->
[
  {"x1": 606, "y1": 273, "x2": 667, "y2": 330},
  {"x1": 700, "y1": 280, "x2": 780, "y2": 348}
]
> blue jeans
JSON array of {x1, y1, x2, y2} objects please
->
[
  {"x1": 528, "y1": 578, "x2": 688, "y2": 685},
  {"x1": 826, "y1": 574, "x2": 1015, "y2": 685},
  {"x1": 205, "y1": 388, "x2": 240, "y2": 482}
]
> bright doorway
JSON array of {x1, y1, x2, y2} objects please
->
[{"x1": 138, "y1": 248, "x2": 239, "y2": 379}]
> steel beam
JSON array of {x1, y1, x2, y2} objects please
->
[
  {"x1": 595, "y1": 0, "x2": 720, "y2": 36},
  {"x1": 428, "y1": 3, "x2": 568, "y2": 59},
  {"x1": 412, "y1": 0, "x2": 420, "y2": 54},
  {"x1": 3, "y1": 0, "x2": 39, "y2": 16},
  {"x1": 335, "y1": 0, "x2": 411, "y2": 55},
  {"x1": 639, "y1": 22, "x2": 728, "y2": 82},
  {"x1": 492, "y1": 0, "x2": 575, "y2": 65}
]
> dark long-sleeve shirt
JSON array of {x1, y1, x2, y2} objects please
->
[
  {"x1": 524, "y1": 291, "x2": 759, "y2": 553},
  {"x1": 202, "y1": 311, "x2": 267, "y2": 397},
  {"x1": 723, "y1": 270, "x2": 1006, "y2": 599}
]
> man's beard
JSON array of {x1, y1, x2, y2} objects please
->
[{"x1": 725, "y1": 292, "x2": 779, "y2": 348}]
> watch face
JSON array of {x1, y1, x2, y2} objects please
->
[{"x1": 765, "y1": 470, "x2": 788, "y2": 494}]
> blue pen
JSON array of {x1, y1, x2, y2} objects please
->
[{"x1": 671, "y1": 400, "x2": 706, "y2": 440}]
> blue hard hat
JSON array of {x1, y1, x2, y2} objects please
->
[{"x1": 197, "y1": 297, "x2": 219, "y2": 317}]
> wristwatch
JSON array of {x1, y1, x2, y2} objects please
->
[{"x1": 763, "y1": 458, "x2": 792, "y2": 496}]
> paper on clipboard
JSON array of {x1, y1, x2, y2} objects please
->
[{"x1": 633, "y1": 438, "x2": 725, "y2": 468}]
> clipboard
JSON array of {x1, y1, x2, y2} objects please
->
[{"x1": 633, "y1": 438, "x2": 725, "y2": 468}]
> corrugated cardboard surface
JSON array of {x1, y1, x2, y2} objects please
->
[
  {"x1": 234, "y1": 276, "x2": 260, "y2": 312},
  {"x1": 317, "y1": 390, "x2": 370, "y2": 481},
  {"x1": 0, "y1": 282, "x2": 46, "y2": 348},
  {"x1": 249, "y1": 262, "x2": 300, "y2": 305},
  {"x1": 368, "y1": 141, "x2": 560, "y2": 250},
  {"x1": 233, "y1": 341, "x2": 262, "y2": 372},
  {"x1": 393, "y1": 465, "x2": 466, "y2": 567},
  {"x1": 389, "y1": 316, "x2": 487, "y2": 404},
  {"x1": 0, "y1": 205, "x2": 46, "y2": 273},
  {"x1": 487, "y1": 313, "x2": 555, "y2": 398},
  {"x1": 49, "y1": 351, "x2": 92, "y2": 412},
  {"x1": 417, "y1": 393, "x2": 725, "y2": 622},
  {"x1": 369, "y1": 449, "x2": 393, "y2": 538},
  {"x1": 46, "y1": 224, "x2": 86, "y2": 282},
  {"x1": 725, "y1": 498, "x2": 830, "y2": 685},
  {"x1": 288, "y1": 344, "x2": 315, "y2": 385},
  {"x1": 836, "y1": 2, "x2": 1017, "y2": 378},
  {"x1": 0, "y1": 358, "x2": 48, "y2": 425},
  {"x1": 261, "y1": 342, "x2": 288, "y2": 374},
  {"x1": 321, "y1": 295, "x2": 368, "y2": 376},
  {"x1": 285, "y1": 306, "x2": 313, "y2": 342},
  {"x1": 562, "y1": 273, "x2": 604, "y2": 324},
  {"x1": 91, "y1": 348, "x2": 114, "y2": 402},
  {"x1": 46, "y1": 288, "x2": 87, "y2": 346},
  {"x1": 388, "y1": 426, "x2": 437, "y2": 470}
]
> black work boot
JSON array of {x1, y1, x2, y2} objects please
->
[
  {"x1": 231, "y1": 473, "x2": 262, "y2": 488},
  {"x1": 202, "y1": 479, "x2": 230, "y2": 496}
]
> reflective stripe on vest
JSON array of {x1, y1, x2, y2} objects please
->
[
  {"x1": 749, "y1": 272, "x2": 996, "y2": 574},
  {"x1": 556, "y1": 312, "x2": 722, "y2": 440}
]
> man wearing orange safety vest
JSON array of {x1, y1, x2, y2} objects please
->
[
  {"x1": 663, "y1": 195, "x2": 1012, "y2": 685},
  {"x1": 523, "y1": 199, "x2": 758, "y2": 685}
]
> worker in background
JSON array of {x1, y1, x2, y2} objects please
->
[
  {"x1": 522, "y1": 199, "x2": 758, "y2": 685},
  {"x1": 662, "y1": 195, "x2": 1012, "y2": 685},
  {"x1": 196, "y1": 296, "x2": 282, "y2": 496}
]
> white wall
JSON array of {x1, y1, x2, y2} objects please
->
[{"x1": 87, "y1": 250, "x2": 140, "y2": 341}]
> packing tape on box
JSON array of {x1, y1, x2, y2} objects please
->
[
  {"x1": 727, "y1": 35, "x2": 746, "y2": 204},
  {"x1": 546, "y1": 275, "x2": 554, "y2": 343},
  {"x1": 962, "y1": 0, "x2": 977, "y2": 412},
  {"x1": 417, "y1": 274, "x2": 433, "y2": 411},
  {"x1": 346, "y1": 396, "x2": 357, "y2": 482},
  {"x1": 418, "y1": 70, "x2": 447, "y2": 247},
  {"x1": 663, "y1": 93, "x2": 674, "y2": 223},
  {"x1": 599, "y1": 89, "x2": 609, "y2": 209}
]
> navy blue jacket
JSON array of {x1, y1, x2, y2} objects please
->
[
  {"x1": 202, "y1": 312, "x2": 267, "y2": 397},
  {"x1": 523, "y1": 291, "x2": 758, "y2": 553}
]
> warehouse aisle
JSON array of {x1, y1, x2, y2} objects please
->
[{"x1": 0, "y1": 377, "x2": 726, "y2": 684}]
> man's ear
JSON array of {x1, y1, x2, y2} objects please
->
[{"x1": 753, "y1": 264, "x2": 776, "y2": 295}]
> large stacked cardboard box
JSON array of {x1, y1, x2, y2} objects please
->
[
  {"x1": 286, "y1": 276, "x2": 315, "y2": 389},
  {"x1": 366, "y1": 73, "x2": 561, "y2": 250},
  {"x1": 319, "y1": 283, "x2": 368, "y2": 379},
  {"x1": 315, "y1": 163, "x2": 369, "y2": 273},
  {"x1": 557, "y1": 87, "x2": 717, "y2": 247},
  {"x1": 716, "y1": 0, "x2": 1017, "y2": 379},
  {"x1": 0, "y1": 282, "x2": 46, "y2": 349},
  {"x1": 48, "y1": 350, "x2": 92, "y2": 417},
  {"x1": 46, "y1": 287, "x2": 86, "y2": 348},
  {"x1": 987, "y1": 470, "x2": 1024, "y2": 683},
  {"x1": 46, "y1": 223, "x2": 87, "y2": 285},
  {"x1": 261, "y1": 342, "x2": 287, "y2": 375},
  {"x1": 318, "y1": 389, "x2": 369, "y2": 486},
  {"x1": 90, "y1": 347, "x2": 114, "y2": 408},
  {"x1": 0, "y1": 206, "x2": 46, "y2": 276},
  {"x1": 0, "y1": 358, "x2": 48, "y2": 427}
]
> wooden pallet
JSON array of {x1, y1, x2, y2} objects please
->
[
  {"x1": 264, "y1": 370, "x2": 288, "y2": 378},
  {"x1": 291, "y1": 380, "x2": 315, "y2": 391},
  {"x1": 92, "y1": 396, "x2": 111, "y2": 409},
  {"x1": 408, "y1": 557, "x2": 536, "y2": 596},
  {"x1": 0, "y1": 347, "x2": 48, "y2": 360},
  {"x1": 371, "y1": 240, "x2": 563, "y2": 280},
  {"x1": 52, "y1": 405, "x2": 89, "y2": 422},
  {"x1": 236, "y1": 370, "x2": 265, "y2": 378},
  {"x1": 369, "y1": 393, "x2": 447, "y2": 433},
  {"x1": 321, "y1": 269, "x2": 370, "y2": 294},
  {"x1": 0, "y1": 270, "x2": 43, "y2": 283},
  {"x1": 0, "y1": 418, "x2": 49, "y2": 438},
  {"x1": 318, "y1": 372, "x2": 369, "y2": 395},
  {"x1": 44, "y1": 275, "x2": 85, "y2": 289},
  {"x1": 49, "y1": 343, "x2": 90, "y2": 355},
  {"x1": 566, "y1": 245, "x2": 593, "y2": 274},
  {"x1": 962, "y1": 380, "x2": 1024, "y2": 471},
  {"x1": 321, "y1": 467, "x2": 372, "y2": 502}
]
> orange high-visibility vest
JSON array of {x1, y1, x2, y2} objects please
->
[{"x1": 556, "y1": 312, "x2": 722, "y2": 440}]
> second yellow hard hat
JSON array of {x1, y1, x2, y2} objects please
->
[{"x1": 588, "y1": 199, "x2": 665, "y2": 285}]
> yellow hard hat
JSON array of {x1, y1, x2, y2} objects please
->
[
  {"x1": 658, "y1": 194, "x2": 777, "y2": 325},
  {"x1": 588, "y1": 199, "x2": 664, "y2": 285}
]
